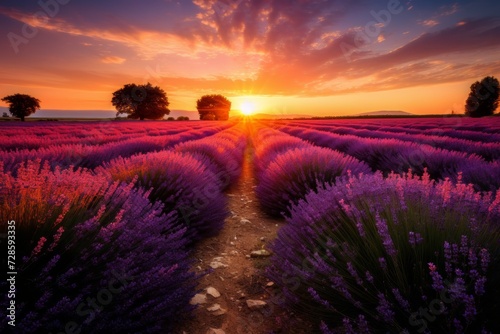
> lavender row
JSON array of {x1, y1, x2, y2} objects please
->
[
  {"x1": 175, "y1": 124, "x2": 247, "y2": 190},
  {"x1": 0, "y1": 121, "x2": 217, "y2": 151},
  {"x1": 96, "y1": 124, "x2": 246, "y2": 242},
  {"x1": 0, "y1": 123, "x2": 232, "y2": 173},
  {"x1": 284, "y1": 117, "x2": 500, "y2": 143},
  {"x1": 281, "y1": 117, "x2": 500, "y2": 137},
  {"x1": 280, "y1": 122, "x2": 500, "y2": 161},
  {"x1": 274, "y1": 125, "x2": 500, "y2": 192},
  {"x1": 251, "y1": 125, "x2": 370, "y2": 217},
  {"x1": 0, "y1": 160, "x2": 198, "y2": 333},
  {"x1": 267, "y1": 171, "x2": 500, "y2": 333},
  {"x1": 0, "y1": 124, "x2": 246, "y2": 332}
]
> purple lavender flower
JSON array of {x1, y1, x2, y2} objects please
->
[
  {"x1": 376, "y1": 293, "x2": 395, "y2": 323},
  {"x1": 392, "y1": 288, "x2": 410, "y2": 312},
  {"x1": 428, "y1": 263, "x2": 445, "y2": 292},
  {"x1": 480, "y1": 248, "x2": 490, "y2": 272},
  {"x1": 308, "y1": 287, "x2": 332, "y2": 309},
  {"x1": 475, "y1": 276, "x2": 486, "y2": 296},
  {"x1": 347, "y1": 262, "x2": 363, "y2": 286},
  {"x1": 408, "y1": 231, "x2": 423, "y2": 246},
  {"x1": 342, "y1": 317, "x2": 356, "y2": 334},
  {"x1": 463, "y1": 294, "x2": 477, "y2": 323},
  {"x1": 379, "y1": 257, "x2": 387, "y2": 271},
  {"x1": 375, "y1": 213, "x2": 396, "y2": 257}
]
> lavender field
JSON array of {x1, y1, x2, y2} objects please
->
[{"x1": 1, "y1": 117, "x2": 500, "y2": 333}]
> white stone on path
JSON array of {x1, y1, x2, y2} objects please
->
[
  {"x1": 190, "y1": 293, "x2": 207, "y2": 305},
  {"x1": 210, "y1": 257, "x2": 228, "y2": 269},
  {"x1": 210, "y1": 261, "x2": 228, "y2": 269},
  {"x1": 207, "y1": 303, "x2": 221, "y2": 311},
  {"x1": 206, "y1": 328, "x2": 225, "y2": 334},
  {"x1": 212, "y1": 308, "x2": 227, "y2": 316},
  {"x1": 246, "y1": 299, "x2": 267, "y2": 310},
  {"x1": 206, "y1": 287, "x2": 221, "y2": 298},
  {"x1": 250, "y1": 249, "x2": 271, "y2": 258}
]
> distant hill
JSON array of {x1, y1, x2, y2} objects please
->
[
  {"x1": 1, "y1": 107, "x2": 416, "y2": 120},
  {"x1": 356, "y1": 110, "x2": 413, "y2": 116},
  {"x1": 249, "y1": 113, "x2": 313, "y2": 119},
  {"x1": 168, "y1": 110, "x2": 199, "y2": 119}
]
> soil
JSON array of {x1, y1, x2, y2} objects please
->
[{"x1": 179, "y1": 143, "x2": 291, "y2": 334}]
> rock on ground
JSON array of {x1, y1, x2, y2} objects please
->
[
  {"x1": 189, "y1": 293, "x2": 207, "y2": 305},
  {"x1": 206, "y1": 287, "x2": 221, "y2": 298},
  {"x1": 246, "y1": 299, "x2": 267, "y2": 310},
  {"x1": 206, "y1": 328, "x2": 225, "y2": 334}
]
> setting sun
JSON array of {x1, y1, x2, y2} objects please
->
[{"x1": 240, "y1": 101, "x2": 256, "y2": 115}]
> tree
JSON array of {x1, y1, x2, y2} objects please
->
[
  {"x1": 1, "y1": 94, "x2": 40, "y2": 121},
  {"x1": 2, "y1": 112, "x2": 9, "y2": 117},
  {"x1": 167, "y1": 117, "x2": 175, "y2": 121},
  {"x1": 111, "y1": 83, "x2": 170, "y2": 120},
  {"x1": 177, "y1": 116, "x2": 189, "y2": 121},
  {"x1": 465, "y1": 76, "x2": 499, "y2": 117},
  {"x1": 196, "y1": 94, "x2": 231, "y2": 120}
]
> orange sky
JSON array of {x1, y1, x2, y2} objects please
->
[{"x1": 1, "y1": 0, "x2": 499, "y2": 116}]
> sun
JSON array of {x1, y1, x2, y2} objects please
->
[{"x1": 240, "y1": 101, "x2": 256, "y2": 115}]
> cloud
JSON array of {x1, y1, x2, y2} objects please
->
[
  {"x1": 173, "y1": 6, "x2": 500, "y2": 97},
  {"x1": 419, "y1": 19, "x2": 439, "y2": 27},
  {"x1": 0, "y1": 1, "x2": 498, "y2": 100},
  {"x1": 101, "y1": 56, "x2": 126, "y2": 64},
  {"x1": 0, "y1": 6, "x2": 218, "y2": 59},
  {"x1": 438, "y1": 3, "x2": 459, "y2": 17},
  {"x1": 351, "y1": 17, "x2": 500, "y2": 74},
  {"x1": 246, "y1": 16, "x2": 500, "y2": 96}
]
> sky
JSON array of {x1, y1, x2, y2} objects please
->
[{"x1": 0, "y1": 0, "x2": 499, "y2": 117}]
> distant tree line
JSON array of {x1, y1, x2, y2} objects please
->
[
  {"x1": 196, "y1": 94, "x2": 231, "y2": 120},
  {"x1": 110, "y1": 83, "x2": 231, "y2": 121},
  {"x1": 3, "y1": 76, "x2": 498, "y2": 120},
  {"x1": 1, "y1": 84, "x2": 233, "y2": 121},
  {"x1": 1, "y1": 94, "x2": 40, "y2": 121},
  {"x1": 465, "y1": 76, "x2": 499, "y2": 117}
]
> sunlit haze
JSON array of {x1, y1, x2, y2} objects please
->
[
  {"x1": 1, "y1": 0, "x2": 499, "y2": 117},
  {"x1": 240, "y1": 101, "x2": 256, "y2": 115}
]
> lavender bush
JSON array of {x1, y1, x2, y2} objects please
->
[
  {"x1": 0, "y1": 122, "x2": 231, "y2": 173},
  {"x1": 252, "y1": 130, "x2": 309, "y2": 173},
  {"x1": 276, "y1": 125, "x2": 500, "y2": 192},
  {"x1": 0, "y1": 160, "x2": 198, "y2": 333},
  {"x1": 256, "y1": 146, "x2": 371, "y2": 217},
  {"x1": 175, "y1": 126, "x2": 246, "y2": 190},
  {"x1": 267, "y1": 171, "x2": 500, "y2": 333},
  {"x1": 97, "y1": 150, "x2": 228, "y2": 242}
]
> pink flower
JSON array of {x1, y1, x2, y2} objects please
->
[{"x1": 31, "y1": 236, "x2": 47, "y2": 257}]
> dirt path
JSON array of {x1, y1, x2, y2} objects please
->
[{"x1": 180, "y1": 142, "x2": 287, "y2": 334}]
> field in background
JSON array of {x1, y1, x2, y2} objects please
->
[{"x1": 1, "y1": 117, "x2": 499, "y2": 333}]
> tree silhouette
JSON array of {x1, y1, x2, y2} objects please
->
[
  {"x1": 1, "y1": 94, "x2": 40, "y2": 121},
  {"x1": 112, "y1": 83, "x2": 170, "y2": 120},
  {"x1": 465, "y1": 76, "x2": 499, "y2": 117},
  {"x1": 196, "y1": 94, "x2": 231, "y2": 120}
]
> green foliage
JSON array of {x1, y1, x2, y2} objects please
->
[
  {"x1": 1, "y1": 94, "x2": 40, "y2": 121},
  {"x1": 465, "y1": 76, "x2": 499, "y2": 117},
  {"x1": 196, "y1": 94, "x2": 231, "y2": 120},
  {"x1": 111, "y1": 83, "x2": 170, "y2": 120}
]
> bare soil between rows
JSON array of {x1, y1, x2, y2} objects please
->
[{"x1": 179, "y1": 143, "x2": 293, "y2": 334}]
